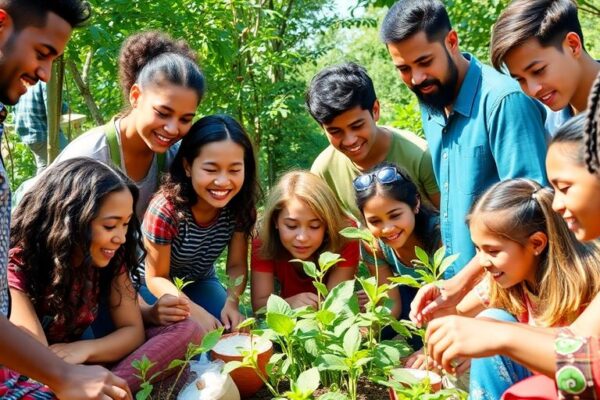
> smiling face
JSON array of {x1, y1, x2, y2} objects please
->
[
  {"x1": 321, "y1": 104, "x2": 380, "y2": 165},
  {"x1": 89, "y1": 189, "x2": 133, "y2": 268},
  {"x1": 130, "y1": 83, "x2": 198, "y2": 153},
  {"x1": 470, "y1": 214, "x2": 541, "y2": 289},
  {"x1": 0, "y1": 11, "x2": 72, "y2": 105},
  {"x1": 546, "y1": 142, "x2": 600, "y2": 241},
  {"x1": 386, "y1": 31, "x2": 459, "y2": 110},
  {"x1": 361, "y1": 192, "x2": 417, "y2": 251},
  {"x1": 185, "y1": 139, "x2": 245, "y2": 211},
  {"x1": 504, "y1": 37, "x2": 581, "y2": 111},
  {"x1": 276, "y1": 197, "x2": 326, "y2": 260}
]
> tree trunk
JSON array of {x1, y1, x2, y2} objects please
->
[
  {"x1": 67, "y1": 60, "x2": 104, "y2": 126},
  {"x1": 47, "y1": 56, "x2": 65, "y2": 163}
]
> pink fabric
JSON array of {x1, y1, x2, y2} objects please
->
[
  {"x1": 502, "y1": 375, "x2": 558, "y2": 400},
  {"x1": 111, "y1": 318, "x2": 202, "y2": 393}
]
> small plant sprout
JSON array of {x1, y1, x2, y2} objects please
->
[
  {"x1": 131, "y1": 355, "x2": 159, "y2": 400},
  {"x1": 389, "y1": 246, "x2": 459, "y2": 288},
  {"x1": 130, "y1": 328, "x2": 223, "y2": 400},
  {"x1": 291, "y1": 251, "x2": 345, "y2": 309},
  {"x1": 283, "y1": 367, "x2": 321, "y2": 400},
  {"x1": 173, "y1": 277, "x2": 193, "y2": 293}
]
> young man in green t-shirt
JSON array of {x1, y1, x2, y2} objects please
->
[{"x1": 307, "y1": 62, "x2": 440, "y2": 221}]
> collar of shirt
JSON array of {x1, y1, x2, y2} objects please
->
[{"x1": 426, "y1": 53, "x2": 481, "y2": 126}]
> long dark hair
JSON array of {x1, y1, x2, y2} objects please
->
[
  {"x1": 160, "y1": 115, "x2": 259, "y2": 235},
  {"x1": 355, "y1": 162, "x2": 439, "y2": 255},
  {"x1": 10, "y1": 158, "x2": 143, "y2": 326}
]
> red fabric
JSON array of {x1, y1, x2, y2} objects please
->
[
  {"x1": 251, "y1": 238, "x2": 359, "y2": 299},
  {"x1": 502, "y1": 375, "x2": 558, "y2": 400},
  {"x1": 142, "y1": 194, "x2": 179, "y2": 244},
  {"x1": 7, "y1": 247, "x2": 101, "y2": 343}
]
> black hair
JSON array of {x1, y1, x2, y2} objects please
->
[
  {"x1": 491, "y1": 0, "x2": 584, "y2": 71},
  {"x1": 118, "y1": 31, "x2": 204, "y2": 104},
  {"x1": 585, "y1": 72, "x2": 600, "y2": 174},
  {"x1": 355, "y1": 161, "x2": 439, "y2": 255},
  {"x1": 0, "y1": 0, "x2": 91, "y2": 30},
  {"x1": 11, "y1": 158, "x2": 143, "y2": 339},
  {"x1": 380, "y1": 0, "x2": 451, "y2": 45},
  {"x1": 160, "y1": 115, "x2": 260, "y2": 236},
  {"x1": 550, "y1": 112, "x2": 587, "y2": 167},
  {"x1": 305, "y1": 62, "x2": 377, "y2": 125}
]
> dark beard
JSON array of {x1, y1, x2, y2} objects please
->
[
  {"x1": 0, "y1": 33, "x2": 19, "y2": 105},
  {"x1": 412, "y1": 51, "x2": 459, "y2": 111}
]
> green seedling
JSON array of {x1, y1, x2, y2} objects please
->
[
  {"x1": 292, "y1": 251, "x2": 345, "y2": 309},
  {"x1": 132, "y1": 355, "x2": 160, "y2": 400},
  {"x1": 173, "y1": 277, "x2": 193, "y2": 292}
]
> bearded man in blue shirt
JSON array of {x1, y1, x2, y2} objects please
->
[{"x1": 381, "y1": 0, "x2": 548, "y2": 279}]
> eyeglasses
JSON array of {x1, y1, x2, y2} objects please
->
[{"x1": 353, "y1": 166, "x2": 404, "y2": 191}]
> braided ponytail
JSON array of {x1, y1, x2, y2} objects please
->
[{"x1": 584, "y1": 72, "x2": 600, "y2": 174}]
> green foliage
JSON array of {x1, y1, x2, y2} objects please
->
[{"x1": 173, "y1": 277, "x2": 193, "y2": 293}]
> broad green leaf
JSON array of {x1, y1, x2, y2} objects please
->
[
  {"x1": 200, "y1": 327, "x2": 224, "y2": 351},
  {"x1": 438, "y1": 253, "x2": 460, "y2": 277},
  {"x1": 316, "y1": 309, "x2": 336, "y2": 326},
  {"x1": 318, "y1": 251, "x2": 343, "y2": 273},
  {"x1": 343, "y1": 325, "x2": 361, "y2": 358},
  {"x1": 167, "y1": 359, "x2": 185, "y2": 370},
  {"x1": 388, "y1": 275, "x2": 422, "y2": 288},
  {"x1": 222, "y1": 360, "x2": 243, "y2": 375},
  {"x1": 433, "y1": 246, "x2": 446, "y2": 269},
  {"x1": 323, "y1": 280, "x2": 358, "y2": 316},
  {"x1": 339, "y1": 226, "x2": 375, "y2": 243},
  {"x1": 353, "y1": 357, "x2": 373, "y2": 367},
  {"x1": 358, "y1": 276, "x2": 377, "y2": 302},
  {"x1": 229, "y1": 274, "x2": 244, "y2": 288},
  {"x1": 304, "y1": 338, "x2": 320, "y2": 357},
  {"x1": 266, "y1": 312, "x2": 295, "y2": 336},
  {"x1": 135, "y1": 382, "x2": 153, "y2": 400},
  {"x1": 236, "y1": 317, "x2": 256, "y2": 330},
  {"x1": 316, "y1": 354, "x2": 349, "y2": 371},
  {"x1": 414, "y1": 246, "x2": 430, "y2": 267},
  {"x1": 294, "y1": 259, "x2": 318, "y2": 279},
  {"x1": 313, "y1": 281, "x2": 329, "y2": 298},
  {"x1": 267, "y1": 294, "x2": 293, "y2": 316},
  {"x1": 296, "y1": 367, "x2": 320, "y2": 393}
]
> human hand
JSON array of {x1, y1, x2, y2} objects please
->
[
  {"x1": 356, "y1": 290, "x2": 370, "y2": 312},
  {"x1": 410, "y1": 281, "x2": 462, "y2": 326},
  {"x1": 404, "y1": 348, "x2": 433, "y2": 370},
  {"x1": 220, "y1": 300, "x2": 244, "y2": 332},
  {"x1": 426, "y1": 315, "x2": 500, "y2": 373},
  {"x1": 150, "y1": 294, "x2": 190, "y2": 326},
  {"x1": 193, "y1": 306, "x2": 223, "y2": 335},
  {"x1": 49, "y1": 341, "x2": 91, "y2": 365},
  {"x1": 52, "y1": 363, "x2": 132, "y2": 400},
  {"x1": 285, "y1": 292, "x2": 319, "y2": 309}
]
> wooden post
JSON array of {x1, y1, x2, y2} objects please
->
[{"x1": 47, "y1": 55, "x2": 65, "y2": 163}]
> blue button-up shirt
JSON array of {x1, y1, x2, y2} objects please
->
[{"x1": 421, "y1": 54, "x2": 548, "y2": 277}]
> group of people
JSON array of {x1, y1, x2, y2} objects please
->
[{"x1": 2, "y1": 0, "x2": 600, "y2": 399}]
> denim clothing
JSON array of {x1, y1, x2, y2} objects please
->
[
  {"x1": 469, "y1": 309, "x2": 532, "y2": 400},
  {"x1": 140, "y1": 276, "x2": 227, "y2": 320},
  {"x1": 0, "y1": 103, "x2": 10, "y2": 318},
  {"x1": 420, "y1": 54, "x2": 548, "y2": 277}
]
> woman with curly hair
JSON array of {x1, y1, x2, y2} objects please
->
[
  {"x1": 2, "y1": 158, "x2": 200, "y2": 397},
  {"x1": 142, "y1": 115, "x2": 260, "y2": 334}
]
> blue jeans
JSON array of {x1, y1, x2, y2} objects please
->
[
  {"x1": 140, "y1": 276, "x2": 227, "y2": 319},
  {"x1": 469, "y1": 309, "x2": 532, "y2": 400}
]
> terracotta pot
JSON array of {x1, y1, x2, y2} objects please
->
[
  {"x1": 388, "y1": 368, "x2": 443, "y2": 398},
  {"x1": 211, "y1": 332, "x2": 273, "y2": 398}
]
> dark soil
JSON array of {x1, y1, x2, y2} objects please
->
[{"x1": 247, "y1": 376, "x2": 390, "y2": 400}]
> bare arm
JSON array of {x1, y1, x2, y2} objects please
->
[
  {"x1": 8, "y1": 288, "x2": 48, "y2": 345},
  {"x1": 221, "y1": 232, "x2": 249, "y2": 330}
]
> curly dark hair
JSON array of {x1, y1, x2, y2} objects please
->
[
  {"x1": 159, "y1": 115, "x2": 260, "y2": 236},
  {"x1": 10, "y1": 158, "x2": 144, "y2": 329},
  {"x1": 118, "y1": 31, "x2": 204, "y2": 103},
  {"x1": 585, "y1": 72, "x2": 600, "y2": 174}
]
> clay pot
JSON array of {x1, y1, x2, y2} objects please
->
[
  {"x1": 211, "y1": 333, "x2": 273, "y2": 398},
  {"x1": 388, "y1": 368, "x2": 443, "y2": 399}
]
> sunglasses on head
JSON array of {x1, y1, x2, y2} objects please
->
[{"x1": 353, "y1": 166, "x2": 404, "y2": 191}]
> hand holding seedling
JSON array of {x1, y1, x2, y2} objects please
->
[
  {"x1": 426, "y1": 315, "x2": 499, "y2": 373},
  {"x1": 150, "y1": 294, "x2": 190, "y2": 325},
  {"x1": 221, "y1": 299, "x2": 245, "y2": 331}
]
